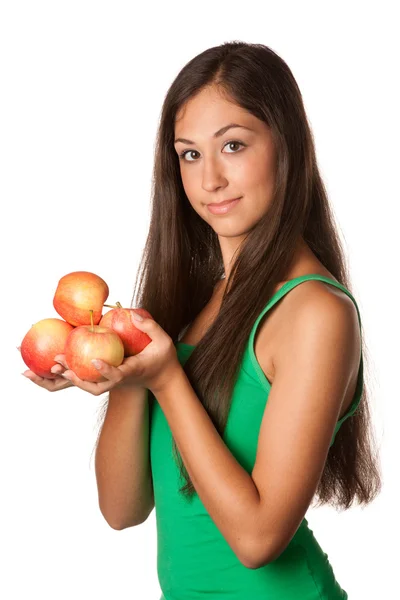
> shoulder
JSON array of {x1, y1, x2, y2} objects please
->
[
  {"x1": 274, "y1": 280, "x2": 360, "y2": 380},
  {"x1": 283, "y1": 279, "x2": 358, "y2": 321},
  {"x1": 291, "y1": 279, "x2": 358, "y2": 327}
]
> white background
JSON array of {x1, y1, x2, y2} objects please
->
[{"x1": 1, "y1": 1, "x2": 398, "y2": 598}]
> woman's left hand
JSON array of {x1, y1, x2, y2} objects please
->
[{"x1": 52, "y1": 313, "x2": 182, "y2": 397}]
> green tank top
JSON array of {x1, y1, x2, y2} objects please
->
[{"x1": 150, "y1": 274, "x2": 363, "y2": 599}]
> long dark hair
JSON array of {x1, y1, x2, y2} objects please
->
[{"x1": 92, "y1": 41, "x2": 382, "y2": 510}]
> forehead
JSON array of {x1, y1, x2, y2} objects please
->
[{"x1": 175, "y1": 87, "x2": 255, "y2": 133}]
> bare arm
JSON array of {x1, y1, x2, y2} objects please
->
[
  {"x1": 95, "y1": 385, "x2": 154, "y2": 530},
  {"x1": 20, "y1": 349, "x2": 155, "y2": 531}
]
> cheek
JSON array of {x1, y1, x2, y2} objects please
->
[
  {"x1": 242, "y1": 154, "x2": 268, "y2": 182},
  {"x1": 244, "y1": 153, "x2": 275, "y2": 194}
]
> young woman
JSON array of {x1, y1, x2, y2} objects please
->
[{"x1": 23, "y1": 41, "x2": 382, "y2": 599}]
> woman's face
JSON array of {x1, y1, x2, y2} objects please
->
[{"x1": 174, "y1": 86, "x2": 276, "y2": 240}]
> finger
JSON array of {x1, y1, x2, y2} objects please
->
[
  {"x1": 17, "y1": 346, "x2": 21, "y2": 352},
  {"x1": 22, "y1": 370, "x2": 73, "y2": 391},
  {"x1": 53, "y1": 354, "x2": 68, "y2": 369},
  {"x1": 90, "y1": 359, "x2": 125, "y2": 383},
  {"x1": 45, "y1": 377, "x2": 74, "y2": 391},
  {"x1": 51, "y1": 364, "x2": 65, "y2": 374},
  {"x1": 40, "y1": 376, "x2": 74, "y2": 391},
  {"x1": 22, "y1": 370, "x2": 45, "y2": 384},
  {"x1": 114, "y1": 354, "x2": 143, "y2": 378},
  {"x1": 61, "y1": 369, "x2": 113, "y2": 396}
]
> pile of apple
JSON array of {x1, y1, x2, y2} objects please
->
[{"x1": 20, "y1": 271, "x2": 152, "y2": 383}]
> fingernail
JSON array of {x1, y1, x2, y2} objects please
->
[
  {"x1": 62, "y1": 373, "x2": 71, "y2": 380},
  {"x1": 91, "y1": 359, "x2": 102, "y2": 369},
  {"x1": 132, "y1": 311, "x2": 143, "y2": 321}
]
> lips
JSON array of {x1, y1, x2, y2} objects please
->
[
  {"x1": 207, "y1": 197, "x2": 241, "y2": 215},
  {"x1": 208, "y1": 197, "x2": 241, "y2": 207}
]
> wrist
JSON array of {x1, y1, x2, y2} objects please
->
[
  {"x1": 150, "y1": 360, "x2": 183, "y2": 397},
  {"x1": 109, "y1": 381, "x2": 144, "y2": 395}
]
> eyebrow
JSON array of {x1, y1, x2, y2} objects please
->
[{"x1": 174, "y1": 123, "x2": 254, "y2": 145}]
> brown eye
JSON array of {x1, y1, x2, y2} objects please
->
[{"x1": 179, "y1": 140, "x2": 246, "y2": 162}]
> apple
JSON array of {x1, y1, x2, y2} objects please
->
[
  {"x1": 53, "y1": 271, "x2": 109, "y2": 327},
  {"x1": 21, "y1": 318, "x2": 74, "y2": 378},
  {"x1": 100, "y1": 303, "x2": 153, "y2": 356},
  {"x1": 64, "y1": 316, "x2": 124, "y2": 382}
]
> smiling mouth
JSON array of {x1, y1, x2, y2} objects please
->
[
  {"x1": 206, "y1": 197, "x2": 241, "y2": 215},
  {"x1": 208, "y1": 197, "x2": 241, "y2": 207}
]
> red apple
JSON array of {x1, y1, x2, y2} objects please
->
[
  {"x1": 64, "y1": 324, "x2": 124, "y2": 382},
  {"x1": 21, "y1": 318, "x2": 74, "y2": 378},
  {"x1": 99, "y1": 304, "x2": 153, "y2": 356},
  {"x1": 53, "y1": 271, "x2": 109, "y2": 326}
]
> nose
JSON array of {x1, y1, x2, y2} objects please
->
[{"x1": 201, "y1": 156, "x2": 228, "y2": 192}]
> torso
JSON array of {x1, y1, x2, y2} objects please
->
[{"x1": 179, "y1": 263, "x2": 361, "y2": 421}]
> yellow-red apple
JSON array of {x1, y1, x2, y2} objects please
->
[
  {"x1": 64, "y1": 323, "x2": 124, "y2": 382},
  {"x1": 100, "y1": 304, "x2": 153, "y2": 356},
  {"x1": 53, "y1": 271, "x2": 109, "y2": 326},
  {"x1": 21, "y1": 318, "x2": 74, "y2": 378}
]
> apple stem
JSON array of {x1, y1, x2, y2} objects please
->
[
  {"x1": 90, "y1": 309, "x2": 94, "y2": 332},
  {"x1": 103, "y1": 302, "x2": 124, "y2": 309}
]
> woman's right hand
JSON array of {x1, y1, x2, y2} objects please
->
[
  {"x1": 19, "y1": 348, "x2": 147, "y2": 396},
  {"x1": 19, "y1": 347, "x2": 74, "y2": 392}
]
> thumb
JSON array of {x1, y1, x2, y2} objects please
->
[
  {"x1": 130, "y1": 311, "x2": 154, "y2": 332},
  {"x1": 131, "y1": 310, "x2": 145, "y2": 323},
  {"x1": 130, "y1": 311, "x2": 163, "y2": 342}
]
